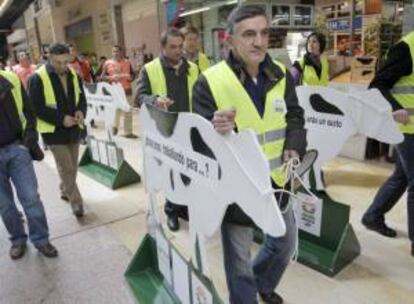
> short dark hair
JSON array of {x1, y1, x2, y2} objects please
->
[
  {"x1": 227, "y1": 5, "x2": 267, "y2": 34},
  {"x1": 113, "y1": 44, "x2": 122, "y2": 51},
  {"x1": 307, "y1": 32, "x2": 327, "y2": 54},
  {"x1": 160, "y1": 27, "x2": 184, "y2": 47},
  {"x1": 18, "y1": 51, "x2": 29, "y2": 57},
  {"x1": 181, "y1": 26, "x2": 200, "y2": 37},
  {"x1": 48, "y1": 43, "x2": 70, "y2": 55}
]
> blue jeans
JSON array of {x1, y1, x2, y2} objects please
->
[
  {"x1": 221, "y1": 205, "x2": 296, "y2": 303},
  {"x1": 0, "y1": 143, "x2": 50, "y2": 247},
  {"x1": 253, "y1": 204, "x2": 297, "y2": 296},
  {"x1": 363, "y1": 134, "x2": 414, "y2": 243}
]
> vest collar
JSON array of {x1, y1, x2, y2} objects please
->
[
  {"x1": 45, "y1": 63, "x2": 71, "y2": 76},
  {"x1": 159, "y1": 55, "x2": 191, "y2": 76},
  {"x1": 226, "y1": 51, "x2": 285, "y2": 85}
]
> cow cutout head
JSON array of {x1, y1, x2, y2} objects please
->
[
  {"x1": 148, "y1": 107, "x2": 178, "y2": 138},
  {"x1": 297, "y1": 85, "x2": 403, "y2": 191}
]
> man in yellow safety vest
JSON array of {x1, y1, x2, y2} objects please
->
[
  {"x1": 28, "y1": 43, "x2": 87, "y2": 218},
  {"x1": 0, "y1": 69, "x2": 58, "y2": 260},
  {"x1": 135, "y1": 28, "x2": 199, "y2": 232},
  {"x1": 182, "y1": 26, "x2": 211, "y2": 72},
  {"x1": 362, "y1": 31, "x2": 414, "y2": 257},
  {"x1": 193, "y1": 5, "x2": 307, "y2": 304}
]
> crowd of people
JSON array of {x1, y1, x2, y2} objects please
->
[{"x1": 0, "y1": 4, "x2": 413, "y2": 304}]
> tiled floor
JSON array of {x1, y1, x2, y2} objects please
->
[{"x1": 1, "y1": 111, "x2": 414, "y2": 304}]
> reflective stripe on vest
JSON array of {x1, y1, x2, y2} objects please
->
[
  {"x1": 0, "y1": 70, "x2": 26, "y2": 128},
  {"x1": 198, "y1": 52, "x2": 211, "y2": 72},
  {"x1": 299, "y1": 56, "x2": 329, "y2": 86},
  {"x1": 257, "y1": 129, "x2": 286, "y2": 145},
  {"x1": 35, "y1": 65, "x2": 80, "y2": 133},
  {"x1": 203, "y1": 60, "x2": 288, "y2": 187},
  {"x1": 145, "y1": 58, "x2": 199, "y2": 112},
  {"x1": 391, "y1": 86, "x2": 414, "y2": 94},
  {"x1": 391, "y1": 31, "x2": 414, "y2": 134}
]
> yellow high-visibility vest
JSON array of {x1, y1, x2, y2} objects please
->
[
  {"x1": 197, "y1": 52, "x2": 211, "y2": 72},
  {"x1": 145, "y1": 57, "x2": 199, "y2": 112},
  {"x1": 0, "y1": 70, "x2": 26, "y2": 128},
  {"x1": 35, "y1": 65, "x2": 80, "y2": 133},
  {"x1": 391, "y1": 31, "x2": 414, "y2": 134},
  {"x1": 203, "y1": 60, "x2": 288, "y2": 186},
  {"x1": 298, "y1": 56, "x2": 329, "y2": 86}
]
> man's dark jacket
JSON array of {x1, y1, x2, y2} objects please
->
[
  {"x1": 27, "y1": 64, "x2": 87, "y2": 145},
  {"x1": 0, "y1": 74, "x2": 43, "y2": 159}
]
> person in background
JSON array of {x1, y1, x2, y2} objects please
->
[
  {"x1": 28, "y1": 43, "x2": 87, "y2": 218},
  {"x1": 88, "y1": 52, "x2": 99, "y2": 80},
  {"x1": 290, "y1": 32, "x2": 329, "y2": 86},
  {"x1": 68, "y1": 44, "x2": 93, "y2": 84},
  {"x1": 101, "y1": 45, "x2": 137, "y2": 138},
  {"x1": 94, "y1": 56, "x2": 107, "y2": 82},
  {"x1": 182, "y1": 26, "x2": 211, "y2": 72},
  {"x1": 12, "y1": 51, "x2": 37, "y2": 89}
]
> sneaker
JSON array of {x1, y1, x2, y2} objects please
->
[
  {"x1": 123, "y1": 133, "x2": 138, "y2": 139},
  {"x1": 60, "y1": 195, "x2": 69, "y2": 202},
  {"x1": 9, "y1": 244, "x2": 26, "y2": 260},
  {"x1": 36, "y1": 243, "x2": 58, "y2": 258},
  {"x1": 259, "y1": 292, "x2": 284, "y2": 304},
  {"x1": 361, "y1": 217, "x2": 397, "y2": 238},
  {"x1": 112, "y1": 127, "x2": 118, "y2": 136},
  {"x1": 71, "y1": 202, "x2": 84, "y2": 218}
]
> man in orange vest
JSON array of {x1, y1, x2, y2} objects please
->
[
  {"x1": 101, "y1": 45, "x2": 137, "y2": 138},
  {"x1": 68, "y1": 44, "x2": 93, "y2": 84}
]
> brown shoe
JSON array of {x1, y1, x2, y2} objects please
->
[
  {"x1": 10, "y1": 244, "x2": 27, "y2": 260},
  {"x1": 112, "y1": 127, "x2": 118, "y2": 136},
  {"x1": 36, "y1": 243, "x2": 58, "y2": 258}
]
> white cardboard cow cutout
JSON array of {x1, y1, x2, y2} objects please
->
[
  {"x1": 296, "y1": 86, "x2": 403, "y2": 190},
  {"x1": 141, "y1": 104, "x2": 286, "y2": 277},
  {"x1": 83, "y1": 82, "x2": 131, "y2": 139}
]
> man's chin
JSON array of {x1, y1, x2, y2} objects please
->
[{"x1": 250, "y1": 57, "x2": 265, "y2": 65}]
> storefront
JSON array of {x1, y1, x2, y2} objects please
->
[
  {"x1": 23, "y1": 0, "x2": 115, "y2": 60},
  {"x1": 316, "y1": 0, "x2": 404, "y2": 57}
]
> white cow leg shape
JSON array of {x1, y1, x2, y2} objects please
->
[
  {"x1": 147, "y1": 193, "x2": 161, "y2": 238},
  {"x1": 191, "y1": 230, "x2": 210, "y2": 277}
]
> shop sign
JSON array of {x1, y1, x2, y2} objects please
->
[{"x1": 328, "y1": 16, "x2": 362, "y2": 31}]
